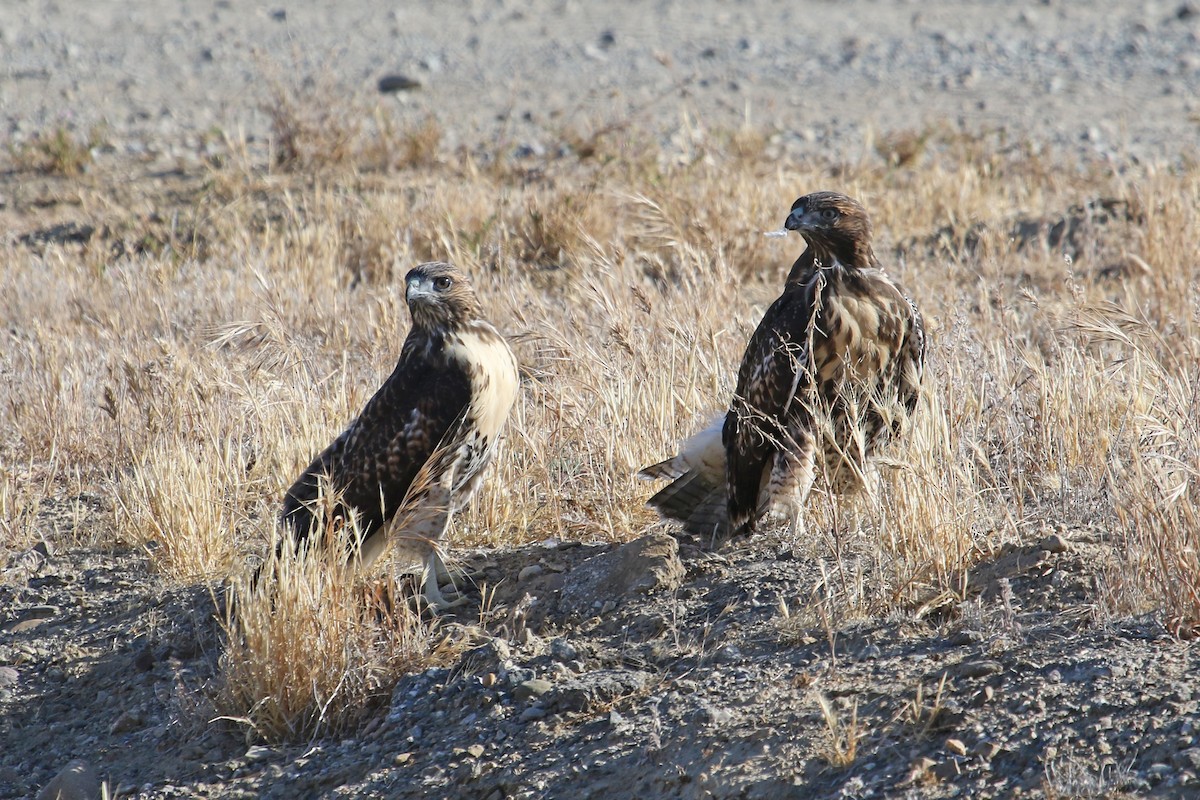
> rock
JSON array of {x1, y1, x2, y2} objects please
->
[
  {"x1": 519, "y1": 705, "x2": 546, "y2": 722},
  {"x1": 946, "y1": 660, "x2": 1004, "y2": 680},
  {"x1": 244, "y1": 745, "x2": 272, "y2": 763},
  {"x1": 694, "y1": 704, "x2": 734, "y2": 726},
  {"x1": 512, "y1": 679, "x2": 553, "y2": 701},
  {"x1": 0, "y1": 666, "x2": 18, "y2": 688},
  {"x1": 1175, "y1": 748, "x2": 1200, "y2": 770},
  {"x1": 108, "y1": 709, "x2": 143, "y2": 735},
  {"x1": 973, "y1": 740, "x2": 1004, "y2": 760},
  {"x1": 466, "y1": 744, "x2": 485, "y2": 759},
  {"x1": 1038, "y1": 533, "x2": 1070, "y2": 553},
  {"x1": 549, "y1": 638, "x2": 578, "y2": 663},
  {"x1": 545, "y1": 669, "x2": 652, "y2": 713},
  {"x1": 518, "y1": 564, "x2": 544, "y2": 582},
  {"x1": 714, "y1": 645, "x2": 742, "y2": 664},
  {"x1": 945, "y1": 738, "x2": 968, "y2": 756},
  {"x1": 394, "y1": 752, "x2": 412, "y2": 766},
  {"x1": 36, "y1": 759, "x2": 100, "y2": 800},
  {"x1": 377, "y1": 74, "x2": 422, "y2": 93},
  {"x1": 931, "y1": 760, "x2": 961, "y2": 781},
  {"x1": 3, "y1": 605, "x2": 59, "y2": 633},
  {"x1": 132, "y1": 646, "x2": 156, "y2": 672},
  {"x1": 558, "y1": 533, "x2": 685, "y2": 616}
]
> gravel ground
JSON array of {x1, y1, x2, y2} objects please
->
[
  {"x1": 2, "y1": 0, "x2": 1199, "y2": 164},
  {"x1": 4, "y1": 522, "x2": 1200, "y2": 799}
]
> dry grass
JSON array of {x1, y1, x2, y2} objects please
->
[
  {"x1": 9, "y1": 123, "x2": 107, "y2": 175},
  {"x1": 3, "y1": 102, "x2": 1199, "y2": 737},
  {"x1": 218, "y1": 521, "x2": 458, "y2": 741}
]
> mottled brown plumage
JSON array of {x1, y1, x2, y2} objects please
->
[
  {"x1": 642, "y1": 192, "x2": 926, "y2": 544},
  {"x1": 277, "y1": 262, "x2": 519, "y2": 608}
]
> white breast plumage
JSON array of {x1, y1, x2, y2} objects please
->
[{"x1": 446, "y1": 323, "x2": 519, "y2": 438}]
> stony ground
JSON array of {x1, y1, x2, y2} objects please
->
[
  {"x1": 4, "y1": 1, "x2": 1200, "y2": 798},
  {"x1": 4, "y1": 514, "x2": 1200, "y2": 799}
]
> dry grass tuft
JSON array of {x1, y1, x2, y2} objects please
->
[
  {"x1": 9, "y1": 123, "x2": 106, "y2": 175},
  {"x1": 816, "y1": 692, "x2": 860, "y2": 768},
  {"x1": 261, "y1": 62, "x2": 442, "y2": 174},
  {"x1": 218, "y1": 524, "x2": 456, "y2": 741}
]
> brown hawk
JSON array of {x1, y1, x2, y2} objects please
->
[
  {"x1": 642, "y1": 191, "x2": 926, "y2": 544},
  {"x1": 276, "y1": 261, "x2": 519, "y2": 609}
]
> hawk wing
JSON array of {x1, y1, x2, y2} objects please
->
[
  {"x1": 639, "y1": 416, "x2": 729, "y2": 539},
  {"x1": 723, "y1": 277, "x2": 821, "y2": 533},
  {"x1": 281, "y1": 336, "x2": 472, "y2": 546}
]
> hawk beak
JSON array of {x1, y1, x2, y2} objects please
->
[
  {"x1": 784, "y1": 211, "x2": 805, "y2": 232},
  {"x1": 406, "y1": 280, "x2": 434, "y2": 303}
]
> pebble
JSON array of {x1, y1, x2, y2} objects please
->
[
  {"x1": 1038, "y1": 533, "x2": 1070, "y2": 554},
  {"x1": 377, "y1": 74, "x2": 422, "y2": 93},
  {"x1": 108, "y1": 710, "x2": 142, "y2": 735},
  {"x1": 244, "y1": 746, "x2": 272, "y2": 763},
  {"x1": 549, "y1": 638, "x2": 578, "y2": 663},
  {"x1": 948, "y1": 660, "x2": 1004, "y2": 679},
  {"x1": 519, "y1": 705, "x2": 546, "y2": 722},
  {"x1": 518, "y1": 564, "x2": 544, "y2": 582},
  {"x1": 513, "y1": 679, "x2": 553, "y2": 701}
]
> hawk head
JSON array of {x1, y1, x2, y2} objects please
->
[
  {"x1": 405, "y1": 262, "x2": 482, "y2": 332},
  {"x1": 784, "y1": 191, "x2": 876, "y2": 269}
]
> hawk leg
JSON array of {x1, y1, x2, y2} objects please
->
[
  {"x1": 421, "y1": 548, "x2": 469, "y2": 611},
  {"x1": 766, "y1": 432, "x2": 817, "y2": 540}
]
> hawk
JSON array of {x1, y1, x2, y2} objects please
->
[
  {"x1": 642, "y1": 191, "x2": 926, "y2": 543},
  {"x1": 276, "y1": 261, "x2": 519, "y2": 609}
]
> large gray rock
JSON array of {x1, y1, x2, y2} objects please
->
[
  {"x1": 36, "y1": 760, "x2": 101, "y2": 800},
  {"x1": 558, "y1": 533, "x2": 685, "y2": 616}
]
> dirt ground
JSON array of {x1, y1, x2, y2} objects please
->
[{"x1": 3, "y1": 1, "x2": 1200, "y2": 798}]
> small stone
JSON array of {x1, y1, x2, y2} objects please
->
[
  {"x1": 513, "y1": 679, "x2": 553, "y2": 701},
  {"x1": 1175, "y1": 748, "x2": 1200, "y2": 771},
  {"x1": 244, "y1": 745, "x2": 272, "y2": 763},
  {"x1": 1148, "y1": 763, "x2": 1173, "y2": 780},
  {"x1": 714, "y1": 645, "x2": 742, "y2": 664},
  {"x1": 36, "y1": 759, "x2": 100, "y2": 800},
  {"x1": 694, "y1": 704, "x2": 734, "y2": 726},
  {"x1": 0, "y1": 666, "x2": 17, "y2": 688},
  {"x1": 1038, "y1": 533, "x2": 1069, "y2": 553},
  {"x1": 549, "y1": 638, "x2": 578, "y2": 663},
  {"x1": 906, "y1": 756, "x2": 937, "y2": 783},
  {"x1": 481, "y1": 672, "x2": 498, "y2": 688},
  {"x1": 859, "y1": 644, "x2": 882, "y2": 660},
  {"x1": 394, "y1": 752, "x2": 412, "y2": 766},
  {"x1": 973, "y1": 740, "x2": 1003, "y2": 760},
  {"x1": 518, "y1": 564, "x2": 544, "y2": 582},
  {"x1": 947, "y1": 660, "x2": 1003, "y2": 679},
  {"x1": 133, "y1": 646, "x2": 156, "y2": 672},
  {"x1": 467, "y1": 744, "x2": 485, "y2": 759},
  {"x1": 108, "y1": 710, "x2": 143, "y2": 735},
  {"x1": 945, "y1": 738, "x2": 968, "y2": 756},
  {"x1": 377, "y1": 74, "x2": 421, "y2": 93},
  {"x1": 519, "y1": 705, "x2": 546, "y2": 722},
  {"x1": 3, "y1": 605, "x2": 59, "y2": 633}
]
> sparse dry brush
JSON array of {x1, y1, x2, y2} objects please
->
[{"x1": 3, "y1": 108, "x2": 1199, "y2": 739}]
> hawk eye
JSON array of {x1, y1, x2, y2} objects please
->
[
  {"x1": 434, "y1": 276, "x2": 453, "y2": 290},
  {"x1": 819, "y1": 208, "x2": 838, "y2": 222}
]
